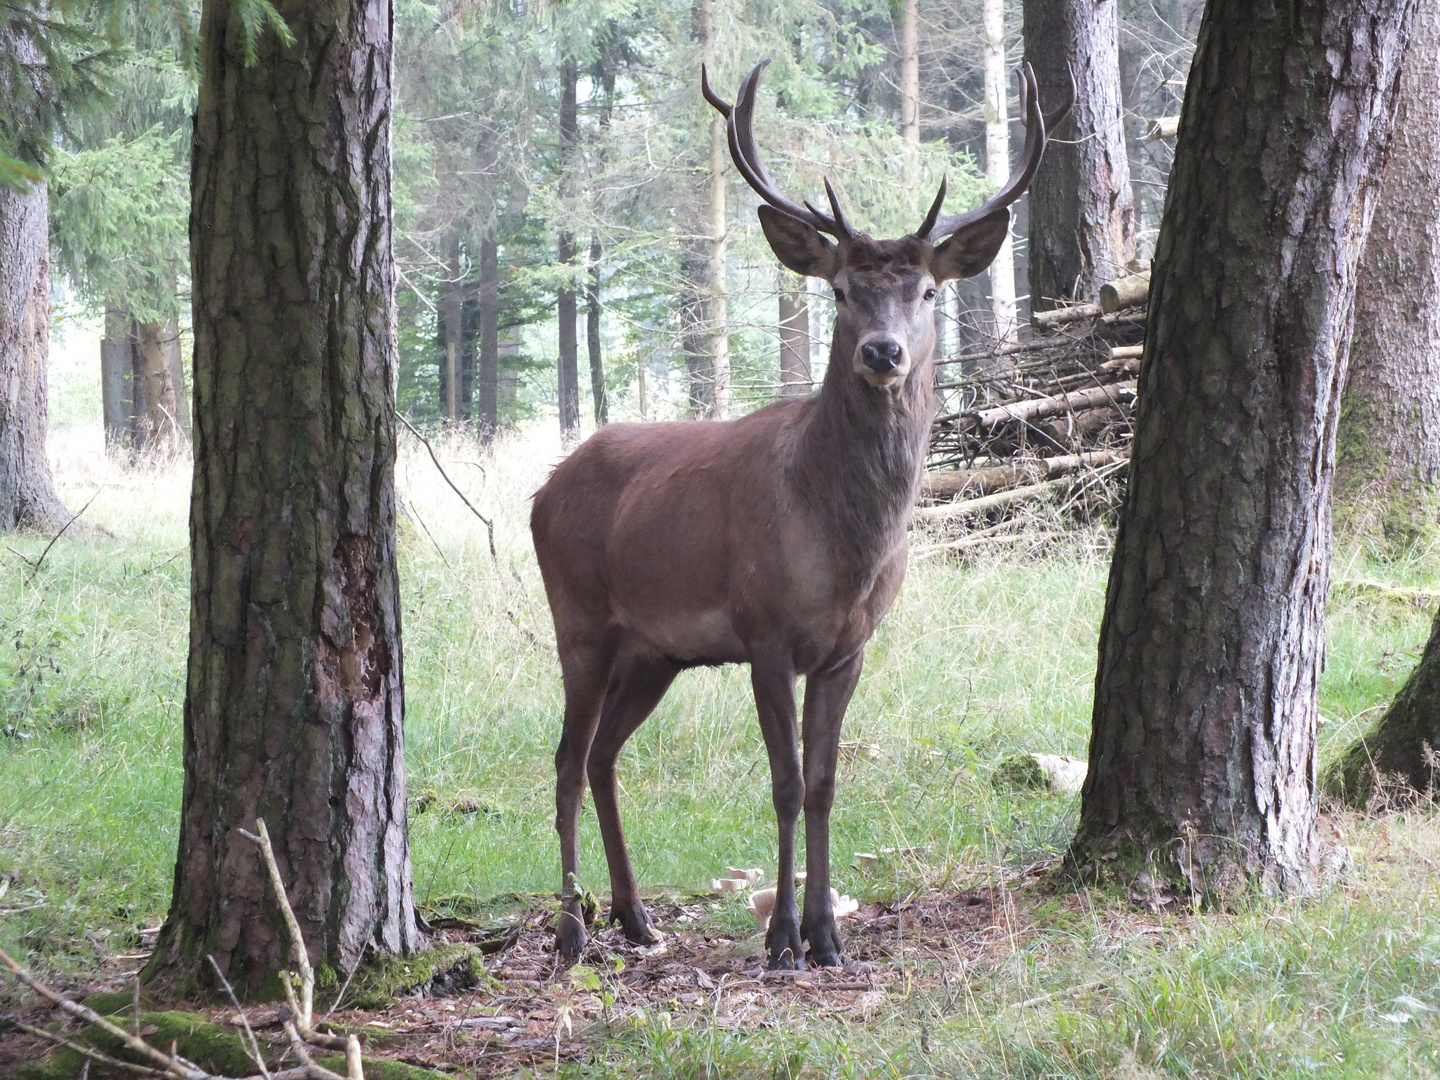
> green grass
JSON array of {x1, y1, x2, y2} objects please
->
[{"x1": 4, "y1": 424, "x2": 1440, "y2": 1077}]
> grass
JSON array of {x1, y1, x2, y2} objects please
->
[{"x1": 4, "y1": 422, "x2": 1440, "y2": 1077}]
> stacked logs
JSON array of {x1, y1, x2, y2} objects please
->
[{"x1": 921, "y1": 269, "x2": 1150, "y2": 525}]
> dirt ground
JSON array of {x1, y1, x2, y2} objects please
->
[{"x1": 1, "y1": 879, "x2": 1096, "y2": 1077}]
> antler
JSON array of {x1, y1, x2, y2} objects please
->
[
  {"x1": 703, "y1": 60, "x2": 856, "y2": 241},
  {"x1": 917, "y1": 63, "x2": 1075, "y2": 242}
]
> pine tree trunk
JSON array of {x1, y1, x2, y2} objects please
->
[
  {"x1": 0, "y1": 178, "x2": 68, "y2": 531},
  {"x1": 101, "y1": 305, "x2": 136, "y2": 452},
  {"x1": 983, "y1": 0, "x2": 1017, "y2": 342},
  {"x1": 443, "y1": 230, "x2": 462, "y2": 424},
  {"x1": 695, "y1": 0, "x2": 728, "y2": 420},
  {"x1": 133, "y1": 319, "x2": 182, "y2": 451},
  {"x1": 165, "y1": 318, "x2": 191, "y2": 439},
  {"x1": 145, "y1": 0, "x2": 420, "y2": 998},
  {"x1": 586, "y1": 234, "x2": 607, "y2": 426},
  {"x1": 557, "y1": 57, "x2": 582, "y2": 442},
  {"x1": 778, "y1": 274, "x2": 810, "y2": 397},
  {"x1": 1022, "y1": 0, "x2": 1136, "y2": 307},
  {"x1": 478, "y1": 233, "x2": 499, "y2": 443},
  {"x1": 1334, "y1": 5, "x2": 1440, "y2": 548},
  {"x1": 1072, "y1": 0, "x2": 1417, "y2": 896},
  {"x1": 681, "y1": 246, "x2": 711, "y2": 417},
  {"x1": 900, "y1": 0, "x2": 920, "y2": 151}
]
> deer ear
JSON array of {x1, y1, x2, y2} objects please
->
[
  {"x1": 758, "y1": 205, "x2": 839, "y2": 279},
  {"x1": 930, "y1": 208, "x2": 1012, "y2": 282}
]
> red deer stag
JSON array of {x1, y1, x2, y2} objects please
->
[{"x1": 531, "y1": 60, "x2": 1069, "y2": 969}]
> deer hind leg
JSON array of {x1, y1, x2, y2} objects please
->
[
  {"x1": 799, "y1": 650, "x2": 864, "y2": 967},
  {"x1": 751, "y1": 656, "x2": 804, "y2": 969},
  {"x1": 587, "y1": 651, "x2": 680, "y2": 945},
  {"x1": 553, "y1": 631, "x2": 619, "y2": 961}
]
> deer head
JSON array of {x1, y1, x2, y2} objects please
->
[{"x1": 704, "y1": 61, "x2": 1072, "y2": 390}]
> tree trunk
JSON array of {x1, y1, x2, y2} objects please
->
[
  {"x1": 695, "y1": 0, "x2": 728, "y2": 419},
  {"x1": 101, "y1": 305, "x2": 136, "y2": 452},
  {"x1": 165, "y1": 318, "x2": 191, "y2": 439},
  {"x1": 145, "y1": 0, "x2": 420, "y2": 998},
  {"x1": 443, "y1": 230, "x2": 462, "y2": 424},
  {"x1": 478, "y1": 233, "x2": 499, "y2": 443},
  {"x1": 557, "y1": 56, "x2": 581, "y2": 442},
  {"x1": 1072, "y1": 0, "x2": 1417, "y2": 897},
  {"x1": 133, "y1": 319, "x2": 182, "y2": 451},
  {"x1": 1022, "y1": 0, "x2": 1136, "y2": 307},
  {"x1": 778, "y1": 274, "x2": 810, "y2": 397},
  {"x1": 586, "y1": 234, "x2": 607, "y2": 426},
  {"x1": 983, "y1": 0, "x2": 1018, "y2": 342},
  {"x1": 1334, "y1": 5, "x2": 1440, "y2": 548},
  {"x1": 0, "y1": 178, "x2": 68, "y2": 531},
  {"x1": 681, "y1": 243, "x2": 711, "y2": 417},
  {"x1": 900, "y1": 0, "x2": 920, "y2": 150}
]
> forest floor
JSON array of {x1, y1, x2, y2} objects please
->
[{"x1": 3, "y1": 424, "x2": 1440, "y2": 1078}]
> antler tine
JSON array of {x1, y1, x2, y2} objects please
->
[
  {"x1": 823, "y1": 177, "x2": 855, "y2": 239},
  {"x1": 700, "y1": 63, "x2": 732, "y2": 119},
  {"x1": 1044, "y1": 62, "x2": 1076, "y2": 133},
  {"x1": 913, "y1": 175, "x2": 948, "y2": 240},
  {"x1": 705, "y1": 60, "x2": 847, "y2": 238},
  {"x1": 926, "y1": 63, "x2": 1051, "y2": 241}
]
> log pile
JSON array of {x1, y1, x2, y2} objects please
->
[{"x1": 922, "y1": 270, "x2": 1149, "y2": 524}]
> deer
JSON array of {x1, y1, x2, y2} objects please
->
[{"x1": 530, "y1": 59, "x2": 1070, "y2": 969}]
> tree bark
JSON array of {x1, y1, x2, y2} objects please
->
[
  {"x1": 695, "y1": 0, "x2": 728, "y2": 419},
  {"x1": 900, "y1": 0, "x2": 920, "y2": 150},
  {"x1": 0, "y1": 177, "x2": 68, "y2": 531},
  {"x1": 1334, "y1": 5, "x2": 1440, "y2": 548},
  {"x1": 586, "y1": 233, "x2": 607, "y2": 426},
  {"x1": 778, "y1": 273, "x2": 810, "y2": 397},
  {"x1": 477, "y1": 232, "x2": 499, "y2": 442},
  {"x1": 681, "y1": 243, "x2": 711, "y2": 416},
  {"x1": 134, "y1": 319, "x2": 182, "y2": 451},
  {"x1": 443, "y1": 230, "x2": 462, "y2": 424},
  {"x1": 145, "y1": 0, "x2": 420, "y2": 998},
  {"x1": 1022, "y1": 0, "x2": 1136, "y2": 307},
  {"x1": 1072, "y1": 0, "x2": 1417, "y2": 897},
  {"x1": 165, "y1": 318, "x2": 191, "y2": 439},
  {"x1": 983, "y1": 0, "x2": 1017, "y2": 342},
  {"x1": 557, "y1": 56, "x2": 581, "y2": 443},
  {"x1": 101, "y1": 305, "x2": 136, "y2": 452}
]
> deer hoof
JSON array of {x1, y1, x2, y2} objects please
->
[
  {"x1": 766, "y1": 921, "x2": 806, "y2": 970},
  {"x1": 611, "y1": 904, "x2": 663, "y2": 945},
  {"x1": 555, "y1": 907, "x2": 588, "y2": 962},
  {"x1": 804, "y1": 925, "x2": 846, "y2": 968}
]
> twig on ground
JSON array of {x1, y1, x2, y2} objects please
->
[
  {"x1": 396, "y1": 413, "x2": 498, "y2": 569},
  {"x1": 25, "y1": 485, "x2": 106, "y2": 585},
  {"x1": 15, "y1": 1021, "x2": 168, "y2": 1077},
  {"x1": 1007, "y1": 979, "x2": 1106, "y2": 1010},
  {"x1": 208, "y1": 955, "x2": 271, "y2": 1079}
]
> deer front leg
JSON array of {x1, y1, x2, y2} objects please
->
[
  {"x1": 799, "y1": 650, "x2": 864, "y2": 967},
  {"x1": 553, "y1": 637, "x2": 617, "y2": 962},
  {"x1": 751, "y1": 657, "x2": 804, "y2": 969}
]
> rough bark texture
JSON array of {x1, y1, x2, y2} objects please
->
[
  {"x1": 695, "y1": 0, "x2": 728, "y2": 419},
  {"x1": 681, "y1": 243, "x2": 711, "y2": 416},
  {"x1": 146, "y1": 0, "x2": 420, "y2": 998},
  {"x1": 0, "y1": 178, "x2": 68, "y2": 532},
  {"x1": 778, "y1": 274, "x2": 810, "y2": 397},
  {"x1": 1073, "y1": 0, "x2": 1417, "y2": 896},
  {"x1": 165, "y1": 317, "x2": 192, "y2": 438},
  {"x1": 1334, "y1": 5, "x2": 1440, "y2": 549},
  {"x1": 1022, "y1": 0, "x2": 1136, "y2": 307},
  {"x1": 586, "y1": 234, "x2": 607, "y2": 426},
  {"x1": 900, "y1": 0, "x2": 920, "y2": 149},
  {"x1": 478, "y1": 233, "x2": 499, "y2": 442},
  {"x1": 557, "y1": 57, "x2": 581, "y2": 443}
]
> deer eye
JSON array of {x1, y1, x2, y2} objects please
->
[
  {"x1": 923, "y1": 288, "x2": 937, "y2": 301},
  {"x1": 833, "y1": 288, "x2": 846, "y2": 303}
]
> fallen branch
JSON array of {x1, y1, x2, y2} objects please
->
[
  {"x1": 396, "y1": 413, "x2": 498, "y2": 569},
  {"x1": 921, "y1": 451, "x2": 1128, "y2": 501},
  {"x1": 912, "y1": 477, "x2": 1072, "y2": 522},
  {"x1": 25, "y1": 484, "x2": 106, "y2": 585},
  {"x1": 1030, "y1": 302, "x2": 1101, "y2": 329},
  {"x1": 969, "y1": 383, "x2": 1137, "y2": 429}
]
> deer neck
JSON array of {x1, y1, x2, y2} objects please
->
[{"x1": 790, "y1": 333, "x2": 935, "y2": 567}]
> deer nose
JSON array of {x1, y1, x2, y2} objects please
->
[{"x1": 861, "y1": 340, "x2": 903, "y2": 373}]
